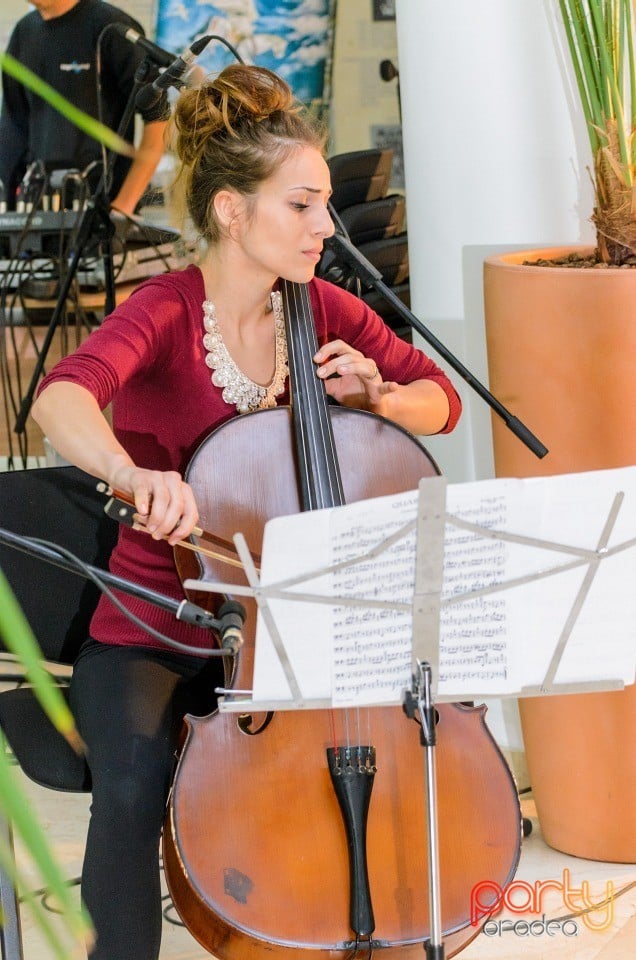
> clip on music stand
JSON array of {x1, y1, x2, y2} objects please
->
[
  {"x1": 182, "y1": 469, "x2": 635, "y2": 958},
  {"x1": 13, "y1": 52, "x2": 164, "y2": 439}
]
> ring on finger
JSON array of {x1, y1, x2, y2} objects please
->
[{"x1": 366, "y1": 362, "x2": 380, "y2": 381}]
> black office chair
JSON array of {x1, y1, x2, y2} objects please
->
[
  {"x1": 0, "y1": 465, "x2": 117, "y2": 960},
  {"x1": 318, "y1": 219, "x2": 412, "y2": 338},
  {"x1": 336, "y1": 195, "x2": 406, "y2": 246},
  {"x1": 320, "y1": 150, "x2": 413, "y2": 340},
  {"x1": 356, "y1": 232, "x2": 410, "y2": 287},
  {"x1": 328, "y1": 148, "x2": 394, "y2": 212}
]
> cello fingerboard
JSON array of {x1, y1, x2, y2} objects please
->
[{"x1": 279, "y1": 279, "x2": 345, "y2": 511}]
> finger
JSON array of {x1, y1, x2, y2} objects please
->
[
  {"x1": 369, "y1": 380, "x2": 399, "y2": 398},
  {"x1": 335, "y1": 358, "x2": 379, "y2": 381},
  {"x1": 313, "y1": 340, "x2": 349, "y2": 363},
  {"x1": 140, "y1": 472, "x2": 183, "y2": 538},
  {"x1": 314, "y1": 342, "x2": 364, "y2": 379},
  {"x1": 143, "y1": 479, "x2": 172, "y2": 537},
  {"x1": 151, "y1": 475, "x2": 200, "y2": 542},
  {"x1": 108, "y1": 464, "x2": 151, "y2": 516},
  {"x1": 317, "y1": 356, "x2": 364, "y2": 380},
  {"x1": 130, "y1": 478, "x2": 156, "y2": 520},
  {"x1": 166, "y1": 484, "x2": 199, "y2": 544}
]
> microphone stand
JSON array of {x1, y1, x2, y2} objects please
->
[
  {"x1": 0, "y1": 525, "x2": 244, "y2": 656},
  {"x1": 324, "y1": 224, "x2": 548, "y2": 460},
  {"x1": 13, "y1": 54, "x2": 160, "y2": 438}
]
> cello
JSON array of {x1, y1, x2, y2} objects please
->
[{"x1": 162, "y1": 279, "x2": 522, "y2": 959}]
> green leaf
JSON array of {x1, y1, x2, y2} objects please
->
[
  {"x1": 0, "y1": 571, "x2": 82, "y2": 750},
  {"x1": 0, "y1": 749, "x2": 93, "y2": 956}
]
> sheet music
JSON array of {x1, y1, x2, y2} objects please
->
[
  {"x1": 329, "y1": 494, "x2": 416, "y2": 705},
  {"x1": 251, "y1": 467, "x2": 636, "y2": 707}
]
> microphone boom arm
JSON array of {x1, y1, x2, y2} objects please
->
[{"x1": 325, "y1": 230, "x2": 548, "y2": 459}]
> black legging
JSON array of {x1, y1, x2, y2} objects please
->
[{"x1": 69, "y1": 639, "x2": 225, "y2": 960}]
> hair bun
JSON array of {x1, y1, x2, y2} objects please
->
[
  {"x1": 173, "y1": 65, "x2": 297, "y2": 166},
  {"x1": 216, "y1": 64, "x2": 296, "y2": 125}
]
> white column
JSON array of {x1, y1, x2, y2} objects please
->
[{"x1": 395, "y1": 0, "x2": 593, "y2": 483}]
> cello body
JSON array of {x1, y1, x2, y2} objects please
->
[{"x1": 163, "y1": 404, "x2": 522, "y2": 959}]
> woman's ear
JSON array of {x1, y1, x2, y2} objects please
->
[{"x1": 213, "y1": 189, "x2": 245, "y2": 236}]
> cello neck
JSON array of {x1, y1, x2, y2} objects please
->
[{"x1": 279, "y1": 279, "x2": 345, "y2": 512}]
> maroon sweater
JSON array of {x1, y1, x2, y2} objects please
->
[{"x1": 38, "y1": 266, "x2": 461, "y2": 652}]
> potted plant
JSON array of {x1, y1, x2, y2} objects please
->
[
  {"x1": 483, "y1": 0, "x2": 636, "y2": 863},
  {"x1": 561, "y1": 0, "x2": 636, "y2": 264}
]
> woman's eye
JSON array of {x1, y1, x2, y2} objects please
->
[{"x1": 291, "y1": 202, "x2": 309, "y2": 210}]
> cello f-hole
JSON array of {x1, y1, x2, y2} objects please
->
[{"x1": 237, "y1": 712, "x2": 274, "y2": 735}]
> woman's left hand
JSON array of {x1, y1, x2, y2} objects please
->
[{"x1": 314, "y1": 339, "x2": 398, "y2": 408}]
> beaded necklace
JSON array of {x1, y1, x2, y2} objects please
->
[{"x1": 202, "y1": 290, "x2": 288, "y2": 414}]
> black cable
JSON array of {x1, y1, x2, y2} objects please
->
[
  {"x1": 0, "y1": 267, "x2": 37, "y2": 466},
  {"x1": 205, "y1": 34, "x2": 244, "y2": 66},
  {"x1": 95, "y1": 27, "x2": 114, "y2": 200},
  {"x1": 23, "y1": 535, "x2": 227, "y2": 657},
  {"x1": 0, "y1": 174, "x2": 72, "y2": 467},
  {"x1": 111, "y1": 208, "x2": 175, "y2": 277}
]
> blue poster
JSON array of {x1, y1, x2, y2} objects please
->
[{"x1": 155, "y1": 0, "x2": 336, "y2": 109}]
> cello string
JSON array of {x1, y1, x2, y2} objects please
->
[
  {"x1": 297, "y1": 281, "x2": 379, "y2": 756},
  {"x1": 285, "y1": 281, "x2": 360, "y2": 751},
  {"x1": 285, "y1": 280, "x2": 344, "y2": 508},
  {"x1": 305, "y1": 283, "x2": 375, "y2": 753},
  {"x1": 298, "y1": 282, "x2": 343, "y2": 506},
  {"x1": 285, "y1": 282, "x2": 320, "y2": 506}
]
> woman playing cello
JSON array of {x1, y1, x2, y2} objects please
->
[{"x1": 32, "y1": 64, "x2": 462, "y2": 960}]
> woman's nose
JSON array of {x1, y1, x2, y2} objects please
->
[{"x1": 315, "y1": 204, "x2": 336, "y2": 238}]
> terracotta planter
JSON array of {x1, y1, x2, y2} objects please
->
[{"x1": 483, "y1": 245, "x2": 636, "y2": 863}]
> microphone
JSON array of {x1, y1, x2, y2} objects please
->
[
  {"x1": 215, "y1": 600, "x2": 246, "y2": 655},
  {"x1": 380, "y1": 59, "x2": 399, "y2": 82},
  {"x1": 379, "y1": 59, "x2": 402, "y2": 122},
  {"x1": 173, "y1": 596, "x2": 244, "y2": 655},
  {"x1": 112, "y1": 23, "x2": 175, "y2": 68},
  {"x1": 136, "y1": 35, "x2": 211, "y2": 110}
]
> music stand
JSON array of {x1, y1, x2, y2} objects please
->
[{"x1": 183, "y1": 467, "x2": 636, "y2": 957}]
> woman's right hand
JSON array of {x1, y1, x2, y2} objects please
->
[
  {"x1": 32, "y1": 383, "x2": 199, "y2": 545},
  {"x1": 109, "y1": 462, "x2": 199, "y2": 546}
]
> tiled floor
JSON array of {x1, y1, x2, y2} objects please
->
[{"x1": 6, "y1": 738, "x2": 636, "y2": 960}]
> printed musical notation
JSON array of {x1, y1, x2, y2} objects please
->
[{"x1": 250, "y1": 468, "x2": 636, "y2": 708}]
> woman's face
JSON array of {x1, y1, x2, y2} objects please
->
[{"x1": 235, "y1": 145, "x2": 335, "y2": 284}]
